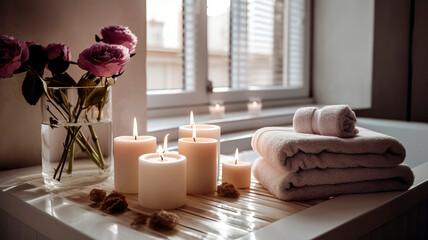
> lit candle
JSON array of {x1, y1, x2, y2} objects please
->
[
  {"x1": 209, "y1": 103, "x2": 225, "y2": 119},
  {"x1": 138, "y1": 137, "x2": 187, "y2": 209},
  {"x1": 222, "y1": 148, "x2": 251, "y2": 188},
  {"x1": 247, "y1": 98, "x2": 262, "y2": 116},
  {"x1": 178, "y1": 127, "x2": 218, "y2": 194},
  {"x1": 179, "y1": 111, "x2": 221, "y2": 140},
  {"x1": 114, "y1": 117, "x2": 156, "y2": 193},
  {"x1": 179, "y1": 111, "x2": 221, "y2": 178}
]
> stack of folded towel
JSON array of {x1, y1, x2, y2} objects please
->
[{"x1": 251, "y1": 105, "x2": 414, "y2": 201}]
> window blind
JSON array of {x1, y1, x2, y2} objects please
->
[
  {"x1": 247, "y1": 0, "x2": 275, "y2": 87},
  {"x1": 230, "y1": 0, "x2": 248, "y2": 89},
  {"x1": 287, "y1": 0, "x2": 305, "y2": 87},
  {"x1": 183, "y1": 0, "x2": 195, "y2": 90},
  {"x1": 229, "y1": 0, "x2": 306, "y2": 88}
]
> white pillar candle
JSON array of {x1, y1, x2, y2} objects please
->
[
  {"x1": 113, "y1": 118, "x2": 156, "y2": 193},
  {"x1": 179, "y1": 112, "x2": 221, "y2": 179},
  {"x1": 179, "y1": 124, "x2": 221, "y2": 141},
  {"x1": 138, "y1": 152, "x2": 186, "y2": 209},
  {"x1": 222, "y1": 148, "x2": 251, "y2": 188},
  {"x1": 114, "y1": 136, "x2": 156, "y2": 193},
  {"x1": 178, "y1": 137, "x2": 218, "y2": 194}
]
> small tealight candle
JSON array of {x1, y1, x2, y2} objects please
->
[
  {"x1": 178, "y1": 126, "x2": 218, "y2": 194},
  {"x1": 247, "y1": 97, "x2": 262, "y2": 116},
  {"x1": 138, "y1": 135, "x2": 186, "y2": 209},
  {"x1": 114, "y1": 118, "x2": 156, "y2": 193},
  {"x1": 209, "y1": 102, "x2": 225, "y2": 119},
  {"x1": 222, "y1": 148, "x2": 251, "y2": 188}
]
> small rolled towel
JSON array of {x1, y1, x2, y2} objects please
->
[
  {"x1": 251, "y1": 127, "x2": 406, "y2": 173},
  {"x1": 252, "y1": 157, "x2": 414, "y2": 201},
  {"x1": 293, "y1": 105, "x2": 359, "y2": 138}
]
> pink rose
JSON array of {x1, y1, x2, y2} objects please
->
[
  {"x1": 46, "y1": 43, "x2": 71, "y2": 61},
  {"x1": 0, "y1": 35, "x2": 29, "y2": 78},
  {"x1": 77, "y1": 43, "x2": 130, "y2": 77},
  {"x1": 100, "y1": 25, "x2": 138, "y2": 54}
]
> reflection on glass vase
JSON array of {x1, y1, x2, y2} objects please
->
[{"x1": 41, "y1": 86, "x2": 113, "y2": 189}]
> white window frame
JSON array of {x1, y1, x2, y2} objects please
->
[{"x1": 147, "y1": 0, "x2": 311, "y2": 110}]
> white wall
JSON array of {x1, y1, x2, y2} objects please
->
[
  {"x1": 0, "y1": 0, "x2": 147, "y2": 170},
  {"x1": 312, "y1": 0, "x2": 374, "y2": 108}
]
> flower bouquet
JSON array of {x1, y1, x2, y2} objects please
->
[{"x1": 1, "y1": 26, "x2": 137, "y2": 187}]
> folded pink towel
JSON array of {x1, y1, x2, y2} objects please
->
[
  {"x1": 251, "y1": 127, "x2": 406, "y2": 173},
  {"x1": 252, "y1": 157, "x2": 414, "y2": 200},
  {"x1": 293, "y1": 105, "x2": 358, "y2": 138}
]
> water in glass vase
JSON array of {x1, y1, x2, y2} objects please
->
[
  {"x1": 41, "y1": 120, "x2": 113, "y2": 189},
  {"x1": 40, "y1": 85, "x2": 113, "y2": 189}
]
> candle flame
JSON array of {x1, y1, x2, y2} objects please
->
[
  {"x1": 252, "y1": 101, "x2": 257, "y2": 107},
  {"x1": 215, "y1": 104, "x2": 220, "y2": 110},
  {"x1": 133, "y1": 117, "x2": 138, "y2": 140},
  {"x1": 235, "y1": 148, "x2": 239, "y2": 165},
  {"x1": 190, "y1": 110, "x2": 194, "y2": 125},
  {"x1": 163, "y1": 134, "x2": 169, "y2": 152},
  {"x1": 158, "y1": 146, "x2": 164, "y2": 161},
  {"x1": 192, "y1": 123, "x2": 196, "y2": 142}
]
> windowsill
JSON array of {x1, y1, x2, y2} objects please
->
[{"x1": 147, "y1": 99, "x2": 321, "y2": 154}]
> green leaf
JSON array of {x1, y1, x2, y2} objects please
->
[
  {"x1": 45, "y1": 73, "x2": 75, "y2": 112},
  {"x1": 21, "y1": 72, "x2": 44, "y2": 105},
  {"x1": 83, "y1": 87, "x2": 107, "y2": 108},
  {"x1": 77, "y1": 76, "x2": 105, "y2": 108},
  {"x1": 77, "y1": 76, "x2": 98, "y2": 88},
  {"x1": 78, "y1": 72, "x2": 99, "y2": 85},
  {"x1": 78, "y1": 82, "x2": 95, "y2": 106},
  {"x1": 95, "y1": 34, "x2": 101, "y2": 42},
  {"x1": 46, "y1": 72, "x2": 76, "y2": 87},
  {"x1": 130, "y1": 53, "x2": 136, "y2": 58}
]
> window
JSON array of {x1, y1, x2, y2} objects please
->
[
  {"x1": 207, "y1": 0, "x2": 230, "y2": 88},
  {"x1": 146, "y1": 0, "x2": 310, "y2": 109},
  {"x1": 146, "y1": 0, "x2": 183, "y2": 90}
]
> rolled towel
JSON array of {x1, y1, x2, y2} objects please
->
[
  {"x1": 293, "y1": 105, "x2": 359, "y2": 138},
  {"x1": 251, "y1": 127, "x2": 406, "y2": 173},
  {"x1": 252, "y1": 157, "x2": 414, "y2": 201}
]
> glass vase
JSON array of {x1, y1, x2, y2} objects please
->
[{"x1": 41, "y1": 86, "x2": 113, "y2": 189}]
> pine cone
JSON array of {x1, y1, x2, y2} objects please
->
[
  {"x1": 217, "y1": 182, "x2": 240, "y2": 198},
  {"x1": 89, "y1": 189, "x2": 106, "y2": 203},
  {"x1": 150, "y1": 210, "x2": 179, "y2": 229},
  {"x1": 101, "y1": 191, "x2": 128, "y2": 213}
]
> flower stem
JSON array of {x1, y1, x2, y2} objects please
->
[
  {"x1": 53, "y1": 128, "x2": 72, "y2": 180},
  {"x1": 67, "y1": 139, "x2": 75, "y2": 174},
  {"x1": 88, "y1": 124, "x2": 105, "y2": 168},
  {"x1": 54, "y1": 106, "x2": 83, "y2": 181},
  {"x1": 57, "y1": 126, "x2": 81, "y2": 181},
  {"x1": 75, "y1": 133, "x2": 102, "y2": 168}
]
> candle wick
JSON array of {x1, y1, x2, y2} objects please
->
[
  {"x1": 235, "y1": 159, "x2": 237, "y2": 165},
  {"x1": 193, "y1": 137, "x2": 196, "y2": 142},
  {"x1": 135, "y1": 136, "x2": 137, "y2": 140},
  {"x1": 160, "y1": 155, "x2": 164, "y2": 161}
]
